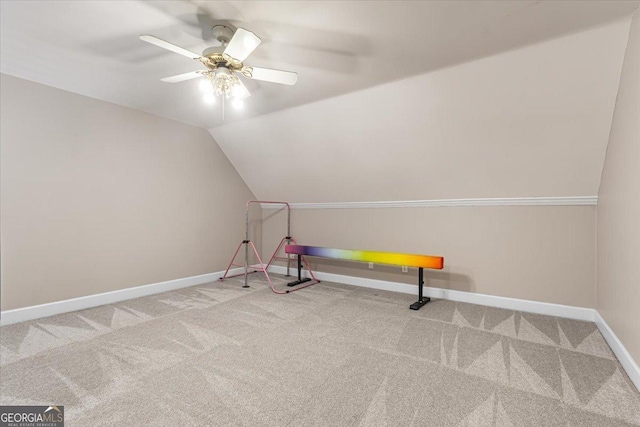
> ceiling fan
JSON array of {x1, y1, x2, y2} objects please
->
[{"x1": 140, "y1": 25, "x2": 297, "y2": 107}]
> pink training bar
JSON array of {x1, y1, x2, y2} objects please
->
[
  {"x1": 219, "y1": 201, "x2": 319, "y2": 294},
  {"x1": 285, "y1": 245, "x2": 444, "y2": 310}
]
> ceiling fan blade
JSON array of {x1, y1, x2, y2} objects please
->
[
  {"x1": 223, "y1": 28, "x2": 261, "y2": 62},
  {"x1": 232, "y1": 79, "x2": 251, "y2": 99},
  {"x1": 161, "y1": 71, "x2": 203, "y2": 83},
  {"x1": 246, "y1": 67, "x2": 298, "y2": 85},
  {"x1": 139, "y1": 35, "x2": 201, "y2": 59}
]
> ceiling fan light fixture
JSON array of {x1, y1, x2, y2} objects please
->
[
  {"x1": 232, "y1": 97, "x2": 244, "y2": 110},
  {"x1": 199, "y1": 79, "x2": 214, "y2": 94},
  {"x1": 210, "y1": 68, "x2": 240, "y2": 98},
  {"x1": 230, "y1": 84, "x2": 244, "y2": 98},
  {"x1": 203, "y1": 93, "x2": 216, "y2": 104},
  {"x1": 243, "y1": 37, "x2": 260, "y2": 52},
  {"x1": 142, "y1": 27, "x2": 297, "y2": 110}
]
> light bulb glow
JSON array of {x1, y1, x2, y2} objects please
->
[
  {"x1": 244, "y1": 37, "x2": 260, "y2": 51},
  {"x1": 211, "y1": 71, "x2": 239, "y2": 98},
  {"x1": 232, "y1": 98, "x2": 244, "y2": 110},
  {"x1": 196, "y1": 67, "x2": 249, "y2": 106},
  {"x1": 231, "y1": 83, "x2": 245, "y2": 98},
  {"x1": 199, "y1": 79, "x2": 213, "y2": 94}
]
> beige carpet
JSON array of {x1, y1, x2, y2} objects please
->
[{"x1": 1, "y1": 274, "x2": 639, "y2": 426}]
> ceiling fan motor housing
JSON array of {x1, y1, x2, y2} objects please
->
[
  {"x1": 201, "y1": 48, "x2": 244, "y2": 72},
  {"x1": 212, "y1": 25, "x2": 234, "y2": 45}
]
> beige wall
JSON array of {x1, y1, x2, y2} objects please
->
[
  {"x1": 0, "y1": 74, "x2": 258, "y2": 311},
  {"x1": 212, "y1": 19, "x2": 629, "y2": 203},
  {"x1": 264, "y1": 205, "x2": 596, "y2": 308},
  {"x1": 597, "y1": 12, "x2": 640, "y2": 364}
]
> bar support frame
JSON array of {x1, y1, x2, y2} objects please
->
[
  {"x1": 409, "y1": 267, "x2": 430, "y2": 310},
  {"x1": 219, "y1": 201, "x2": 319, "y2": 294}
]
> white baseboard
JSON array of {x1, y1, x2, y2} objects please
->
[
  {"x1": 594, "y1": 311, "x2": 640, "y2": 392},
  {"x1": 267, "y1": 265, "x2": 595, "y2": 321},
  {"x1": 0, "y1": 268, "x2": 244, "y2": 326},
  {"x1": 267, "y1": 264, "x2": 639, "y2": 391},
  {"x1": 3, "y1": 264, "x2": 638, "y2": 392}
]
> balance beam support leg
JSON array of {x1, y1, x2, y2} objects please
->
[
  {"x1": 286, "y1": 254, "x2": 311, "y2": 287},
  {"x1": 410, "y1": 267, "x2": 430, "y2": 310}
]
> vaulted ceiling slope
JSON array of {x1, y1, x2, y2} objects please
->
[
  {"x1": 210, "y1": 19, "x2": 632, "y2": 203},
  {"x1": 0, "y1": 1, "x2": 638, "y2": 128}
]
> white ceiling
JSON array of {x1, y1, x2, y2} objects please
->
[{"x1": 1, "y1": 1, "x2": 638, "y2": 129}]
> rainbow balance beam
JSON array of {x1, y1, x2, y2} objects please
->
[{"x1": 285, "y1": 245, "x2": 444, "y2": 310}]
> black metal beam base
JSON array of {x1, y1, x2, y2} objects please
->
[
  {"x1": 287, "y1": 254, "x2": 311, "y2": 287},
  {"x1": 287, "y1": 278, "x2": 311, "y2": 287},
  {"x1": 409, "y1": 267, "x2": 430, "y2": 310},
  {"x1": 410, "y1": 297, "x2": 430, "y2": 310}
]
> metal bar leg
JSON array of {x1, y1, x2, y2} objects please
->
[
  {"x1": 243, "y1": 240, "x2": 250, "y2": 288},
  {"x1": 289, "y1": 237, "x2": 320, "y2": 282},
  {"x1": 286, "y1": 237, "x2": 292, "y2": 277},
  {"x1": 219, "y1": 241, "x2": 244, "y2": 282},
  {"x1": 248, "y1": 241, "x2": 315, "y2": 295},
  {"x1": 243, "y1": 201, "x2": 250, "y2": 288},
  {"x1": 286, "y1": 254, "x2": 311, "y2": 287},
  {"x1": 410, "y1": 267, "x2": 430, "y2": 310},
  {"x1": 265, "y1": 237, "x2": 287, "y2": 272},
  {"x1": 286, "y1": 205, "x2": 291, "y2": 276}
]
